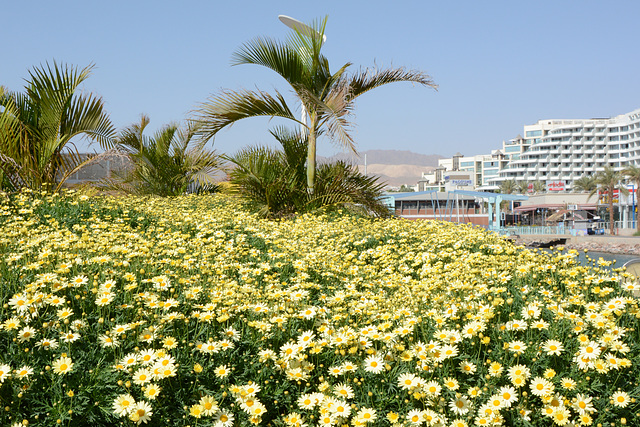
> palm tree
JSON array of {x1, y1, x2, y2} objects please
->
[
  {"x1": 623, "y1": 164, "x2": 640, "y2": 233},
  {"x1": 499, "y1": 179, "x2": 516, "y2": 194},
  {"x1": 515, "y1": 180, "x2": 530, "y2": 195},
  {"x1": 0, "y1": 62, "x2": 115, "y2": 191},
  {"x1": 196, "y1": 16, "x2": 437, "y2": 193},
  {"x1": 227, "y1": 126, "x2": 390, "y2": 218},
  {"x1": 226, "y1": 128, "x2": 305, "y2": 217},
  {"x1": 532, "y1": 180, "x2": 546, "y2": 194},
  {"x1": 102, "y1": 115, "x2": 221, "y2": 196},
  {"x1": 573, "y1": 175, "x2": 597, "y2": 193},
  {"x1": 588, "y1": 166, "x2": 628, "y2": 235}
]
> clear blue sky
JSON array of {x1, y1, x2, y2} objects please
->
[{"x1": 3, "y1": 0, "x2": 640, "y2": 158}]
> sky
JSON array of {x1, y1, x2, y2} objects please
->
[{"x1": 3, "y1": 0, "x2": 640, "y2": 159}]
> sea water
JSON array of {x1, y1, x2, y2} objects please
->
[{"x1": 537, "y1": 248, "x2": 639, "y2": 271}]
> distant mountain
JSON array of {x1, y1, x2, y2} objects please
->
[
  {"x1": 319, "y1": 150, "x2": 443, "y2": 187},
  {"x1": 321, "y1": 149, "x2": 443, "y2": 167}
]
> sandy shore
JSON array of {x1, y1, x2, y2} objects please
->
[{"x1": 562, "y1": 241, "x2": 640, "y2": 255}]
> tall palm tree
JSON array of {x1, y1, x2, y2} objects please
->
[
  {"x1": 0, "y1": 62, "x2": 115, "y2": 191},
  {"x1": 573, "y1": 175, "x2": 597, "y2": 193},
  {"x1": 588, "y1": 166, "x2": 627, "y2": 235},
  {"x1": 102, "y1": 115, "x2": 221, "y2": 196},
  {"x1": 196, "y1": 16, "x2": 437, "y2": 193},
  {"x1": 623, "y1": 164, "x2": 640, "y2": 233}
]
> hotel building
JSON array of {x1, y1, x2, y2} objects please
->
[
  {"x1": 489, "y1": 107, "x2": 640, "y2": 188},
  {"x1": 420, "y1": 107, "x2": 640, "y2": 229}
]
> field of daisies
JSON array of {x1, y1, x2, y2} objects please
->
[{"x1": 1, "y1": 190, "x2": 639, "y2": 427}]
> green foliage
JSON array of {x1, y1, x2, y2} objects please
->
[
  {"x1": 0, "y1": 62, "x2": 115, "y2": 191},
  {"x1": 227, "y1": 127, "x2": 391, "y2": 218},
  {"x1": 589, "y1": 166, "x2": 628, "y2": 234},
  {"x1": 573, "y1": 175, "x2": 597, "y2": 193},
  {"x1": 1, "y1": 189, "x2": 155, "y2": 232},
  {"x1": 515, "y1": 181, "x2": 530, "y2": 195},
  {"x1": 1, "y1": 192, "x2": 639, "y2": 426},
  {"x1": 102, "y1": 115, "x2": 221, "y2": 196},
  {"x1": 622, "y1": 165, "x2": 640, "y2": 233},
  {"x1": 499, "y1": 179, "x2": 516, "y2": 194}
]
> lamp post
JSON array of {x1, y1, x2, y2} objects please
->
[{"x1": 278, "y1": 15, "x2": 326, "y2": 44}]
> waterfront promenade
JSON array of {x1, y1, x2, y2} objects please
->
[{"x1": 514, "y1": 234, "x2": 640, "y2": 255}]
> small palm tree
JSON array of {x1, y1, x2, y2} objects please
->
[
  {"x1": 227, "y1": 126, "x2": 390, "y2": 218},
  {"x1": 0, "y1": 62, "x2": 115, "y2": 191},
  {"x1": 573, "y1": 175, "x2": 597, "y2": 193},
  {"x1": 588, "y1": 166, "x2": 628, "y2": 235},
  {"x1": 226, "y1": 128, "x2": 305, "y2": 217},
  {"x1": 102, "y1": 115, "x2": 221, "y2": 196},
  {"x1": 196, "y1": 16, "x2": 436, "y2": 193},
  {"x1": 623, "y1": 164, "x2": 640, "y2": 233}
]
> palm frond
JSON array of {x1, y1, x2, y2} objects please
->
[
  {"x1": 60, "y1": 91, "x2": 116, "y2": 149},
  {"x1": 195, "y1": 88, "x2": 299, "y2": 142},
  {"x1": 297, "y1": 83, "x2": 356, "y2": 153},
  {"x1": 232, "y1": 37, "x2": 310, "y2": 88},
  {"x1": 307, "y1": 161, "x2": 390, "y2": 217},
  {"x1": 347, "y1": 66, "x2": 438, "y2": 100},
  {"x1": 285, "y1": 16, "x2": 328, "y2": 74}
]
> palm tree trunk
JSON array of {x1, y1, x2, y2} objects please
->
[
  {"x1": 609, "y1": 184, "x2": 615, "y2": 235},
  {"x1": 631, "y1": 180, "x2": 640, "y2": 234}
]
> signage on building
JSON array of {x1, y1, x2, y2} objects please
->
[
  {"x1": 599, "y1": 189, "x2": 619, "y2": 204},
  {"x1": 444, "y1": 174, "x2": 473, "y2": 187},
  {"x1": 546, "y1": 181, "x2": 566, "y2": 192}
]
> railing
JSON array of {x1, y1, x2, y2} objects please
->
[
  {"x1": 496, "y1": 225, "x2": 566, "y2": 235},
  {"x1": 602, "y1": 220, "x2": 637, "y2": 231},
  {"x1": 495, "y1": 221, "x2": 638, "y2": 237}
]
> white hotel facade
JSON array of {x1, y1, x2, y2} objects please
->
[
  {"x1": 427, "y1": 107, "x2": 640, "y2": 192},
  {"x1": 422, "y1": 107, "x2": 640, "y2": 229},
  {"x1": 489, "y1": 107, "x2": 640, "y2": 189}
]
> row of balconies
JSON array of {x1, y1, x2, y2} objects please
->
[
  {"x1": 547, "y1": 125, "x2": 640, "y2": 138},
  {"x1": 531, "y1": 134, "x2": 640, "y2": 150}
]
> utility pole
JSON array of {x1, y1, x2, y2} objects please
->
[{"x1": 364, "y1": 153, "x2": 367, "y2": 176}]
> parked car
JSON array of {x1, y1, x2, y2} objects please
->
[{"x1": 587, "y1": 221, "x2": 605, "y2": 235}]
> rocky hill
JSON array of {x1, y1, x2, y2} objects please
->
[
  {"x1": 323, "y1": 149, "x2": 443, "y2": 166},
  {"x1": 321, "y1": 150, "x2": 443, "y2": 187}
]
